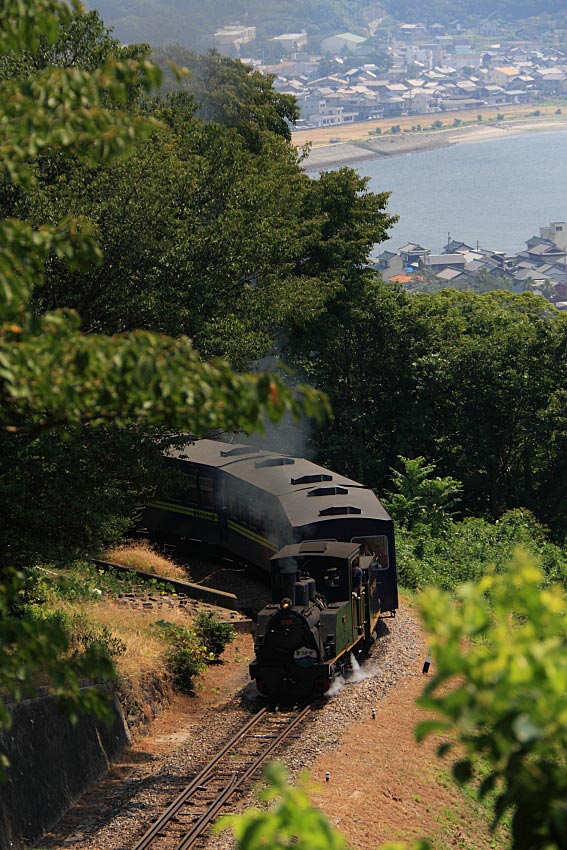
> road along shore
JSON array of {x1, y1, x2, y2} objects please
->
[{"x1": 296, "y1": 107, "x2": 567, "y2": 172}]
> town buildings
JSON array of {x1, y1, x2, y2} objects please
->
[
  {"x1": 371, "y1": 223, "x2": 567, "y2": 308},
  {"x1": 245, "y1": 20, "x2": 567, "y2": 128}
]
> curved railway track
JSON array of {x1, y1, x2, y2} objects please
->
[{"x1": 132, "y1": 704, "x2": 313, "y2": 850}]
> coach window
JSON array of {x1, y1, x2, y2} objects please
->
[
  {"x1": 227, "y1": 490, "x2": 249, "y2": 525},
  {"x1": 184, "y1": 473, "x2": 199, "y2": 505},
  {"x1": 352, "y1": 536, "x2": 389, "y2": 569},
  {"x1": 249, "y1": 503, "x2": 263, "y2": 531},
  {"x1": 199, "y1": 475, "x2": 215, "y2": 509}
]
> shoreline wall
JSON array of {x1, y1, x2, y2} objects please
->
[
  {"x1": 301, "y1": 118, "x2": 567, "y2": 173},
  {"x1": 0, "y1": 686, "x2": 130, "y2": 850}
]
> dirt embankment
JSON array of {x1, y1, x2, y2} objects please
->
[{"x1": 38, "y1": 599, "x2": 508, "y2": 850}]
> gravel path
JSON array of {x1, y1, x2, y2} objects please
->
[{"x1": 41, "y1": 599, "x2": 424, "y2": 850}]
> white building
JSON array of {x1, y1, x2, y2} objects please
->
[
  {"x1": 320, "y1": 33, "x2": 367, "y2": 54},
  {"x1": 270, "y1": 32, "x2": 308, "y2": 53},
  {"x1": 213, "y1": 25, "x2": 256, "y2": 56},
  {"x1": 540, "y1": 222, "x2": 567, "y2": 253}
]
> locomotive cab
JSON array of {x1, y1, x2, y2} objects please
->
[{"x1": 250, "y1": 540, "x2": 382, "y2": 701}]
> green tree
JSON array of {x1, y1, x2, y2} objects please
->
[
  {"x1": 299, "y1": 168, "x2": 397, "y2": 277},
  {"x1": 287, "y1": 283, "x2": 567, "y2": 537},
  {"x1": 418, "y1": 550, "x2": 567, "y2": 850},
  {"x1": 410, "y1": 290, "x2": 567, "y2": 524},
  {"x1": 0, "y1": 426, "x2": 165, "y2": 566},
  {"x1": 385, "y1": 455, "x2": 462, "y2": 532},
  {"x1": 284, "y1": 277, "x2": 415, "y2": 484},
  {"x1": 0, "y1": 6, "x2": 148, "y2": 77},
  {"x1": 0, "y1": 0, "x2": 325, "y2": 745},
  {"x1": 153, "y1": 47, "x2": 299, "y2": 150}
]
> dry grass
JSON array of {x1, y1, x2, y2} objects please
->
[
  {"x1": 92, "y1": 601, "x2": 193, "y2": 680},
  {"x1": 62, "y1": 598, "x2": 197, "y2": 681},
  {"x1": 104, "y1": 541, "x2": 190, "y2": 582}
]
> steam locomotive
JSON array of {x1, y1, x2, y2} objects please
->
[
  {"x1": 250, "y1": 538, "x2": 393, "y2": 700},
  {"x1": 141, "y1": 438, "x2": 398, "y2": 699}
]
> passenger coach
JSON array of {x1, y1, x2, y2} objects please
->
[{"x1": 141, "y1": 439, "x2": 398, "y2": 614}]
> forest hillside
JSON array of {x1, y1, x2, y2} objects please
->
[{"x1": 86, "y1": 0, "x2": 567, "y2": 50}]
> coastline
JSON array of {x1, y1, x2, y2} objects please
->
[{"x1": 299, "y1": 114, "x2": 567, "y2": 172}]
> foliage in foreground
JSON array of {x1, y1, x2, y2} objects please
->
[
  {"x1": 216, "y1": 762, "x2": 353, "y2": 850},
  {"x1": 0, "y1": 0, "x2": 325, "y2": 763},
  {"x1": 218, "y1": 762, "x2": 429, "y2": 850},
  {"x1": 418, "y1": 550, "x2": 567, "y2": 850},
  {"x1": 0, "y1": 573, "x2": 118, "y2": 749}
]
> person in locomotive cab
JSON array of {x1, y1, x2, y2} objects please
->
[{"x1": 351, "y1": 557, "x2": 363, "y2": 596}]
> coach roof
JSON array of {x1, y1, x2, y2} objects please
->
[{"x1": 167, "y1": 439, "x2": 392, "y2": 526}]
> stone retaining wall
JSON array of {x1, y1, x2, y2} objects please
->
[{"x1": 0, "y1": 686, "x2": 129, "y2": 850}]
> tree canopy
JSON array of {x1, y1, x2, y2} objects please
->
[
  {"x1": 284, "y1": 282, "x2": 567, "y2": 540},
  {"x1": 0, "y1": 0, "x2": 329, "y2": 732}
]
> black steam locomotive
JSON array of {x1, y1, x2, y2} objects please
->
[
  {"x1": 250, "y1": 539, "x2": 393, "y2": 700},
  {"x1": 141, "y1": 438, "x2": 398, "y2": 699}
]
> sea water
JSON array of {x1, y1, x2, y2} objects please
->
[{"x1": 350, "y1": 130, "x2": 567, "y2": 256}]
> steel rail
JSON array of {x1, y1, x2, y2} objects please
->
[
  {"x1": 132, "y1": 707, "x2": 268, "y2": 850},
  {"x1": 175, "y1": 703, "x2": 313, "y2": 850}
]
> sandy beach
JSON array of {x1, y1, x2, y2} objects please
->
[{"x1": 295, "y1": 104, "x2": 567, "y2": 171}]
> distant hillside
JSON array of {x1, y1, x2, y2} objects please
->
[
  {"x1": 85, "y1": 0, "x2": 372, "y2": 49},
  {"x1": 382, "y1": 0, "x2": 567, "y2": 26},
  {"x1": 86, "y1": 0, "x2": 567, "y2": 49}
]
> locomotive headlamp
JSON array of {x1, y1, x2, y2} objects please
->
[{"x1": 280, "y1": 598, "x2": 292, "y2": 609}]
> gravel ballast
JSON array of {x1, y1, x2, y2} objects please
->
[{"x1": 41, "y1": 599, "x2": 424, "y2": 850}]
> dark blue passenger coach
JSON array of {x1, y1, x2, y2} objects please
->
[{"x1": 142, "y1": 438, "x2": 398, "y2": 615}]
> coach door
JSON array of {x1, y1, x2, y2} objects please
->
[{"x1": 352, "y1": 535, "x2": 391, "y2": 615}]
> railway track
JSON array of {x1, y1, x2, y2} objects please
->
[{"x1": 132, "y1": 704, "x2": 313, "y2": 850}]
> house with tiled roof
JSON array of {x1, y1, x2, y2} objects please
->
[{"x1": 487, "y1": 66, "x2": 520, "y2": 87}]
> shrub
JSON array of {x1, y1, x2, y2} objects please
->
[
  {"x1": 385, "y1": 455, "x2": 462, "y2": 533},
  {"x1": 152, "y1": 620, "x2": 208, "y2": 693},
  {"x1": 194, "y1": 612, "x2": 235, "y2": 660},
  {"x1": 70, "y1": 612, "x2": 126, "y2": 660},
  {"x1": 26, "y1": 605, "x2": 126, "y2": 660},
  {"x1": 12, "y1": 568, "x2": 57, "y2": 611},
  {"x1": 395, "y1": 508, "x2": 567, "y2": 593}
]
